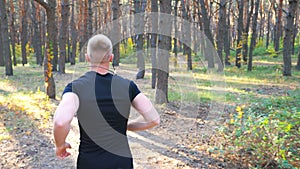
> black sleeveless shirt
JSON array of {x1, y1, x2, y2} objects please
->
[{"x1": 62, "y1": 71, "x2": 140, "y2": 169}]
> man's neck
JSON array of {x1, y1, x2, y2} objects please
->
[{"x1": 89, "y1": 62, "x2": 110, "y2": 75}]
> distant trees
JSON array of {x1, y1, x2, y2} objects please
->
[{"x1": 0, "y1": 0, "x2": 299, "y2": 99}]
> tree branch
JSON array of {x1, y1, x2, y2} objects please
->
[{"x1": 33, "y1": 0, "x2": 49, "y2": 10}]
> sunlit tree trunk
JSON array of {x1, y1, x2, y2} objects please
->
[
  {"x1": 0, "y1": 0, "x2": 13, "y2": 75},
  {"x1": 282, "y1": 0, "x2": 297, "y2": 76},
  {"x1": 224, "y1": 0, "x2": 232, "y2": 66},
  {"x1": 266, "y1": 3, "x2": 273, "y2": 49},
  {"x1": 296, "y1": 44, "x2": 300, "y2": 70},
  {"x1": 248, "y1": 0, "x2": 260, "y2": 71},
  {"x1": 34, "y1": 0, "x2": 57, "y2": 99}
]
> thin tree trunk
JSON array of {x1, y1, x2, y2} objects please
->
[
  {"x1": 216, "y1": 0, "x2": 227, "y2": 71},
  {"x1": 296, "y1": 44, "x2": 300, "y2": 70},
  {"x1": 235, "y1": 0, "x2": 244, "y2": 68},
  {"x1": 248, "y1": 0, "x2": 260, "y2": 71},
  {"x1": 199, "y1": 0, "x2": 215, "y2": 68},
  {"x1": 9, "y1": 0, "x2": 17, "y2": 66},
  {"x1": 242, "y1": 0, "x2": 254, "y2": 63},
  {"x1": 156, "y1": 0, "x2": 172, "y2": 104},
  {"x1": 266, "y1": 3, "x2": 273, "y2": 49},
  {"x1": 134, "y1": 0, "x2": 146, "y2": 79},
  {"x1": 224, "y1": 0, "x2": 232, "y2": 65},
  {"x1": 31, "y1": 0, "x2": 43, "y2": 66},
  {"x1": 173, "y1": 0, "x2": 179, "y2": 67},
  {"x1": 112, "y1": 0, "x2": 121, "y2": 67},
  {"x1": 151, "y1": 0, "x2": 158, "y2": 89},
  {"x1": 181, "y1": 0, "x2": 192, "y2": 70},
  {"x1": 59, "y1": 0, "x2": 69, "y2": 74},
  {"x1": 0, "y1": 27, "x2": 3, "y2": 66},
  {"x1": 274, "y1": 0, "x2": 283, "y2": 57},
  {"x1": 21, "y1": 0, "x2": 28, "y2": 66},
  {"x1": 282, "y1": 0, "x2": 297, "y2": 76},
  {"x1": 70, "y1": 0, "x2": 77, "y2": 65},
  {"x1": 0, "y1": 0, "x2": 13, "y2": 75}
]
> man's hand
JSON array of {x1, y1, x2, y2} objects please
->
[{"x1": 55, "y1": 142, "x2": 72, "y2": 159}]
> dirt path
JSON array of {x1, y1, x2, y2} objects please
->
[{"x1": 0, "y1": 64, "x2": 238, "y2": 169}]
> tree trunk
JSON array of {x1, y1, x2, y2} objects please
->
[
  {"x1": 248, "y1": 0, "x2": 260, "y2": 71},
  {"x1": 34, "y1": 0, "x2": 57, "y2": 99},
  {"x1": 70, "y1": 0, "x2": 77, "y2": 65},
  {"x1": 173, "y1": 0, "x2": 179, "y2": 67},
  {"x1": 199, "y1": 0, "x2": 215, "y2": 68},
  {"x1": 181, "y1": 0, "x2": 192, "y2": 70},
  {"x1": 31, "y1": 0, "x2": 43, "y2": 66},
  {"x1": 282, "y1": 0, "x2": 297, "y2": 76},
  {"x1": 59, "y1": 0, "x2": 69, "y2": 74},
  {"x1": 224, "y1": 0, "x2": 232, "y2": 66},
  {"x1": 235, "y1": 0, "x2": 244, "y2": 68},
  {"x1": 296, "y1": 44, "x2": 300, "y2": 70},
  {"x1": 8, "y1": 0, "x2": 16, "y2": 66},
  {"x1": 216, "y1": 0, "x2": 227, "y2": 71},
  {"x1": 266, "y1": 3, "x2": 273, "y2": 49},
  {"x1": 242, "y1": 0, "x2": 254, "y2": 63},
  {"x1": 156, "y1": 0, "x2": 172, "y2": 104},
  {"x1": 87, "y1": 0, "x2": 93, "y2": 37},
  {"x1": 0, "y1": 17, "x2": 4, "y2": 66},
  {"x1": 20, "y1": 0, "x2": 28, "y2": 66},
  {"x1": 274, "y1": 0, "x2": 283, "y2": 57},
  {"x1": 112, "y1": 0, "x2": 121, "y2": 67},
  {"x1": 0, "y1": 0, "x2": 13, "y2": 75},
  {"x1": 151, "y1": 0, "x2": 158, "y2": 89},
  {"x1": 134, "y1": 0, "x2": 146, "y2": 79}
]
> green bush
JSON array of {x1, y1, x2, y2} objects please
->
[{"x1": 219, "y1": 96, "x2": 300, "y2": 168}]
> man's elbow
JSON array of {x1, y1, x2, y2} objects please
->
[
  {"x1": 152, "y1": 117, "x2": 160, "y2": 126},
  {"x1": 54, "y1": 119, "x2": 69, "y2": 129}
]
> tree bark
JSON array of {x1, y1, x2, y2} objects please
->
[
  {"x1": 70, "y1": 0, "x2": 77, "y2": 65},
  {"x1": 0, "y1": 18, "x2": 4, "y2": 66},
  {"x1": 282, "y1": 0, "x2": 297, "y2": 76},
  {"x1": 266, "y1": 3, "x2": 273, "y2": 49},
  {"x1": 59, "y1": 0, "x2": 69, "y2": 74},
  {"x1": 156, "y1": 0, "x2": 172, "y2": 104},
  {"x1": 224, "y1": 0, "x2": 232, "y2": 66},
  {"x1": 134, "y1": 0, "x2": 146, "y2": 79},
  {"x1": 296, "y1": 44, "x2": 300, "y2": 70},
  {"x1": 274, "y1": 0, "x2": 283, "y2": 57},
  {"x1": 216, "y1": 0, "x2": 227, "y2": 71},
  {"x1": 9, "y1": 0, "x2": 16, "y2": 66},
  {"x1": 20, "y1": 0, "x2": 28, "y2": 66},
  {"x1": 31, "y1": 0, "x2": 43, "y2": 66},
  {"x1": 112, "y1": 0, "x2": 121, "y2": 67},
  {"x1": 34, "y1": 0, "x2": 57, "y2": 99},
  {"x1": 248, "y1": 0, "x2": 260, "y2": 71},
  {"x1": 151, "y1": 0, "x2": 158, "y2": 89},
  {"x1": 0, "y1": 0, "x2": 13, "y2": 75},
  {"x1": 173, "y1": 0, "x2": 179, "y2": 67},
  {"x1": 199, "y1": 0, "x2": 215, "y2": 68},
  {"x1": 235, "y1": 0, "x2": 244, "y2": 68},
  {"x1": 181, "y1": 0, "x2": 192, "y2": 70},
  {"x1": 242, "y1": 0, "x2": 254, "y2": 63}
]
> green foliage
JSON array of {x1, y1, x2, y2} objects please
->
[
  {"x1": 220, "y1": 95, "x2": 300, "y2": 168},
  {"x1": 120, "y1": 38, "x2": 137, "y2": 64}
]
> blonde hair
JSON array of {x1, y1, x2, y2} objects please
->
[{"x1": 87, "y1": 34, "x2": 112, "y2": 64}]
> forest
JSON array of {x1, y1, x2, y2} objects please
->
[{"x1": 0, "y1": 0, "x2": 300, "y2": 169}]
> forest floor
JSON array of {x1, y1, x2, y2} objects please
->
[{"x1": 0, "y1": 56, "x2": 299, "y2": 169}]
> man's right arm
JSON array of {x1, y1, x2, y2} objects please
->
[{"x1": 127, "y1": 93, "x2": 160, "y2": 131}]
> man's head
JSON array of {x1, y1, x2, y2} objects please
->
[{"x1": 86, "y1": 34, "x2": 113, "y2": 64}]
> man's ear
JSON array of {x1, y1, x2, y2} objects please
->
[
  {"x1": 85, "y1": 54, "x2": 90, "y2": 62},
  {"x1": 109, "y1": 54, "x2": 114, "y2": 62}
]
